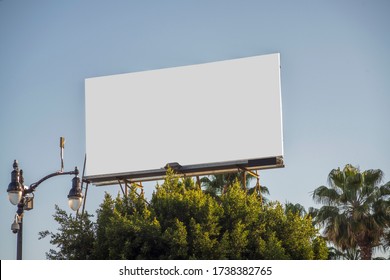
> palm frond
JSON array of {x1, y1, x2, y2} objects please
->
[
  {"x1": 312, "y1": 205, "x2": 340, "y2": 226},
  {"x1": 312, "y1": 185, "x2": 340, "y2": 205},
  {"x1": 363, "y1": 169, "x2": 384, "y2": 187},
  {"x1": 379, "y1": 181, "x2": 390, "y2": 197},
  {"x1": 327, "y1": 167, "x2": 344, "y2": 189},
  {"x1": 284, "y1": 201, "x2": 307, "y2": 216}
]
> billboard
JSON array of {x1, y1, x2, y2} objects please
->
[{"x1": 85, "y1": 53, "x2": 283, "y2": 184}]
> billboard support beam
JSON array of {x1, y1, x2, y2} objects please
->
[
  {"x1": 84, "y1": 156, "x2": 283, "y2": 187},
  {"x1": 118, "y1": 180, "x2": 125, "y2": 196}
]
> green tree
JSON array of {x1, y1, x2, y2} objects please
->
[
  {"x1": 311, "y1": 164, "x2": 390, "y2": 259},
  {"x1": 38, "y1": 205, "x2": 95, "y2": 260},
  {"x1": 218, "y1": 181, "x2": 327, "y2": 259},
  {"x1": 93, "y1": 192, "x2": 115, "y2": 259},
  {"x1": 151, "y1": 168, "x2": 223, "y2": 259},
  {"x1": 256, "y1": 202, "x2": 327, "y2": 260},
  {"x1": 218, "y1": 180, "x2": 258, "y2": 259},
  {"x1": 94, "y1": 187, "x2": 161, "y2": 259},
  {"x1": 41, "y1": 168, "x2": 328, "y2": 260}
]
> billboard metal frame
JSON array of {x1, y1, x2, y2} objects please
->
[{"x1": 84, "y1": 156, "x2": 284, "y2": 186}]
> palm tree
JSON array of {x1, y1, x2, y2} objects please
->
[
  {"x1": 201, "y1": 171, "x2": 269, "y2": 202},
  {"x1": 247, "y1": 179, "x2": 270, "y2": 204},
  {"x1": 284, "y1": 202, "x2": 307, "y2": 217},
  {"x1": 311, "y1": 164, "x2": 390, "y2": 259},
  {"x1": 327, "y1": 246, "x2": 361, "y2": 260},
  {"x1": 200, "y1": 174, "x2": 228, "y2": 197}
]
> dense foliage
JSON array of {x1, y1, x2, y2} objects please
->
[
  {"x1": 38, "y1": 205, "x2": 95, "y2": 259},
  {"x1": 40, "y1": 169, "x2": 327, "y2": 260}
]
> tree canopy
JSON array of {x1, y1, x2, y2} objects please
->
[{"x1": 40, "y1": 169, "x2": 327, "y2": 260}]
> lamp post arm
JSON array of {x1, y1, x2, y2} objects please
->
[{"x1": 28, "y1": 168, "x2": 79, "y2": 193}]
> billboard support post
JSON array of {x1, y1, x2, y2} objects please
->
[
  {"x1": 196, "y1": 176, "x2": 201, "y2": 190},
  {"x1": 243, "y1": 172, "x2": 247, "y2": 191}
]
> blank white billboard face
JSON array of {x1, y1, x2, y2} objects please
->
[{"x1": 85, "y1": 53, "x2": 283, "y2": 177}]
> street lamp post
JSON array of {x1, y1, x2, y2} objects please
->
[{"x1": 6, "y1": 159, "x2": 83, "y2": 260}]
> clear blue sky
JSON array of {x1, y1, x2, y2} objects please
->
[{"x1": 1, "y1": 0, "x2": 389, "y2": 260}]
